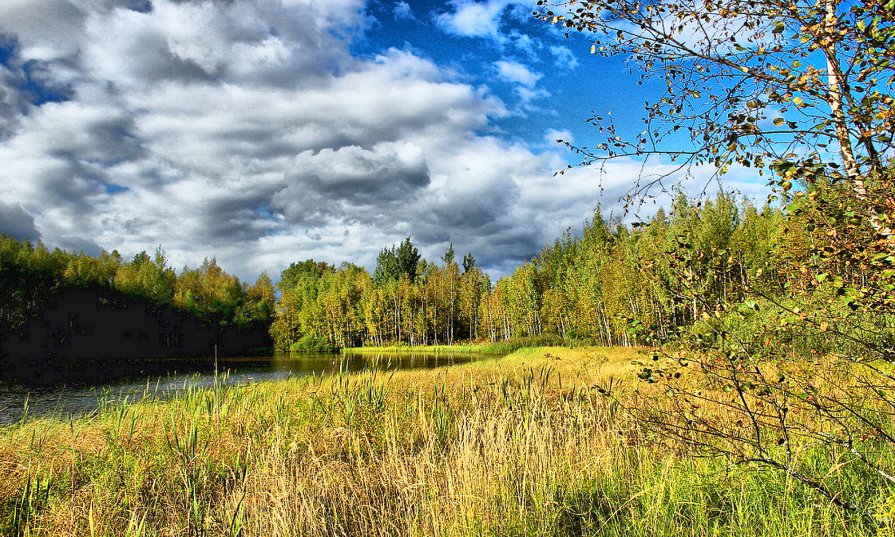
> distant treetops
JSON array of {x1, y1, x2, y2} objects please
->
[
  {"x1": 270, "y1": 237, "x2": 488, "y2": 351},
  {"x1": 271, "y1": 192, "x2": 794, "y2": 352},
  {"x1": 1, "y1": 191, "x2": 798, "y2": 353},
  {"x1": 0, "y1": 236, "x2": 274, "y2": 330}
]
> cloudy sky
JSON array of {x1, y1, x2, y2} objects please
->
[{"x1": 0, "y1": 0, "x2": 766, "y2": 282}]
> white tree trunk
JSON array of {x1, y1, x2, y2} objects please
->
[{"x1": 824, "y1": 0, "x2": 894, "y2": 243}]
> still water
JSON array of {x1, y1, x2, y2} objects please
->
[{"x1": 0, "y1": 351, "x2": 494, "y2": 425}]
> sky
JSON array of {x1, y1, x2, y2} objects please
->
[{"x1": 0, "y1": 0, "x2": 768, "y2": 282}]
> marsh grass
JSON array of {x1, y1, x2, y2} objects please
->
[
  {"x1": 0, "y1": 347, "x2": 890, "y2": 535},
  {"x1": 343, "y1": 336, "x2": 563, "y2": 356}
]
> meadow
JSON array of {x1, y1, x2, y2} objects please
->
[{"x1": 0, "y1": 347, "x2": 887, "y2": 536}]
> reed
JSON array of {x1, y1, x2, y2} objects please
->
[
  {"x1": 342, "y1": 336, "x2": 562, "y2": 355},
  {"x1": 0, "y1": 347, "x2": 888, "y2": 535}
]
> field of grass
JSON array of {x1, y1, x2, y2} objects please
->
[{"x1": 0, "y1": 347, "x2": 888, "y2": 536}]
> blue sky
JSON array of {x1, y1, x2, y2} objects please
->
[
  {"x1": 356, "y1": 1, "x2": 653, "y2": 151},
  {"x1": 0, "y1": 0, "x2": 766, "y2": 282}
]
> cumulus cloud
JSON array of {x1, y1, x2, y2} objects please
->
[
  {"x1": 276, "y1": 142, "x2": 431, "y2": 226},
  {"x1": 0, "y1": 201, "x2": 40, "y2": 241},
  {"x1": 493, "y1": 59, "x2": 549, "y2": 106},
  {"x1": 0, "y1": 0, "x2": 526, "y2": 278},
  {"x1": 435, "y1": 0, "x2": 515, "y2": 39},
  {"x1": 435, "y1": 0, "x2": 551, "y2": 57},
  {"x1": 0, "y1": 0, "x2": 762, "y2": 283},
  {"x1": 494, "y1": 60, "x2": 540, "y2": 87}
]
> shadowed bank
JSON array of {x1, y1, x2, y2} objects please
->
[{"x1": 1, "y1": 282, "x2": 271, "y2": 386}]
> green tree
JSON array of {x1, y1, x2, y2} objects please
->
[
  {"x1": 442, "y1": 243, "x2": 459, "y2": 344},
  {"x1": 462, "y1": 251, "x2": 476, "y2": 274},
  {"x1": 236, "y1": 272, "x2": 276, "y2": 327},
  {"x1": 114, "y1": 249, "x2": 175, "y2": 305},
  {"x1": 396, "y1": 237, "x2": 422, "y2": 283},
  {"x1": 374, "y1": 237, "x2": 421, "y2": 285},
  {"x1": 271, "y1": 259, "x2": 334, "y2": 350}
]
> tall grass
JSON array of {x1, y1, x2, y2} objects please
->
[
  {"x1": 0, "y1": 347, "x2": 888, "y2": 535},
  {"x1": 344, "y1": 335, "x2": 565, "y2": 355}
]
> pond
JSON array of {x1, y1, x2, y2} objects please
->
[{"x1": 0, "y1": 351, "x2": 496, "y2": 425}]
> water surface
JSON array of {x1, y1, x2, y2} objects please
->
[{"x1": 0, "y1": 351, "x2": 494, "y2": 425}]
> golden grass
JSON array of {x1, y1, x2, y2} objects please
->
[{"x1": 0, "y1": 347, "x2": 878, "y2": 536}]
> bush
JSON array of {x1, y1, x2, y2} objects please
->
[{"x1": 289, "y1": 334, "x2": 338, "y2": 352}]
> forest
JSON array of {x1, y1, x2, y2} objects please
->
[
  {"x1": 269, "y1": 192, "x2": 783, "y2": 351},
  {"x1": 268, "y1": 172, "x2": 891, "y2": 361},
  {"x1": 0, "y1": 236, "x2": 275, "y2": 337},
  {"x1": 0, "y1": 236, "x2": 276, "y2": 378},
  {"x1": 1, "y1": 180, "x2": 883, "y2": 361}
]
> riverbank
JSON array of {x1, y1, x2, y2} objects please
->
[
  {"x1": 0, "y1": 347, "x2": 879, "y2": 535},
  {"x1": 342, "y1": 342, "x2": 506, "y2": 354},
  {"x1": 342, "y1": 336, "x2": 562, "y2": 355}
]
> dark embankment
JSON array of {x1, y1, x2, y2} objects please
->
[{"x1": 1, "y1": 281, "x2": 271, "y2": 386}]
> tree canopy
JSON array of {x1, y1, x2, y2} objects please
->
[
  {"x1": 373, "y1": 236, "x2": 422, "y2": 284},
  {"x1": 0, "y1": 235, "x2": 274, "y2": 332}
]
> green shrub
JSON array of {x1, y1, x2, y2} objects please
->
[{"x1": 289, "y1": 334, "x2": 338, "y2": 352}]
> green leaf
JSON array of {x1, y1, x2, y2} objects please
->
[{"x1": 773, "y1": 117, "x2": 785, "y2": 126}]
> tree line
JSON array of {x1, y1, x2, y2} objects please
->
[
  {"x1": 0, "y1": 236, "x2": 275, "y2": 336},
  {"x1": 270, "y1": 238, "x2": 490, "y2": 351},
  {"x1": 487, "y1": 193, "x2": 789, "y2": 346},
  {"x1": 0, "y1": 187, "x2": 867, "y2": 355},
  {"x1": 270, "y1": 192, "x2": 791, "y2": 351}
]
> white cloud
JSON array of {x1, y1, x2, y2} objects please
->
[
  {"x1": 494, "y1": 60, "x2": 540, "y2": 87},
  {"x1": 0, "y1": 0, "x2": 766, "y2": 283},
  {"x1": 393, "y1": 1, "x2": 415, "y2": 20},
  {"x1": 493, "y1": 60, "x2": 548, "y2": 106},
  {"x1": 514, "y1": 85, "x2": 550, "y2": 104},
  {"x1": 549, "y1": 45, "x2": 579, "y2": 69},
  {"x1": 435, "y1": 0, "x2": 535, "y2": 42},
  {"x1": 436, "y1": 0, "x2": 512, "y2": 38},
  {"x1": 544, "y1": 128, "x2": 573, "y2": 145}
]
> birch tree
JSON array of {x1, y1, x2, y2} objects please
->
[{"x1": 539, "y1": 0, "x2": 894, "y2": 240}]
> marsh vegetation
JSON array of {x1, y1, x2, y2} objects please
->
[{"x1": 2, "y1": 347, "x2": 889, "y2": 536}]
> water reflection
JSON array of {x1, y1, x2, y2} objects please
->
[{"x1": 0, "y1": 351, "x2": 492, "y2": 425}]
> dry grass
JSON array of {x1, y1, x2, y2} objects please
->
[{"x1": 0, "y1": 347, "x2": 883, "y2": 536}]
